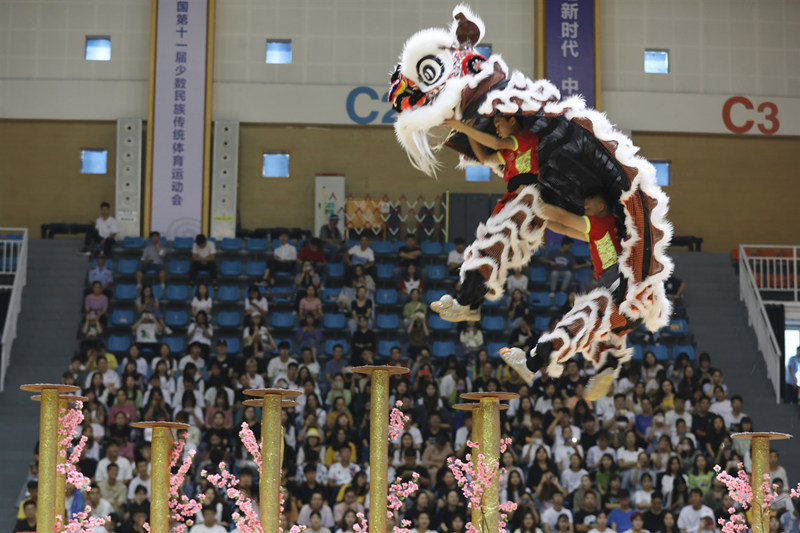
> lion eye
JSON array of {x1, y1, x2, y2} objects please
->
[{"x1": 416, "y1": 55, "x2": 445, "y2": 88}]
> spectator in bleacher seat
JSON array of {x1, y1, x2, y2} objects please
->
[
  {"x1": 350, "y1": 315, "x2": 376, "y2": 363},
  {"x1": 785, "y1": 345, "x2": 800, "y2": 404},
  {"x1": 346, "y1": 235, "x2": 376, "y2": 277},
  {"x1": 80, "y1": 201, "x2": 118, "y2": 257},
  {"x1": 507, "y1": 267, "x2": 529, "y2": 296},
  {"x1": 132, "y1": 310, "x2": 164, "y2": 352},
  {"x1": 459, "y1": 321, "x2": 484, "y2": 358},
  {"x1": 542, "y1": 492, "x2": 572, "y2": 533},
  {"x1": 676, "y1": 489, "x2": 713, "y2": 533},
  {"x1": 136, "y1": 231, "x2": 167, "y2": 289},
  {"x1": 95, "y1": 441, "x2": 133, "y2": 482},
  {"x1": 242, "y1": 311, "x2": 275, "y2": 364},
  {"x1": 82, "y1": 309, "x2": 104, "y2": 340},
  {"x1": 573, "y1": 490, "x2": 599, "y2": 533},
  {"x1": 187, "y1": 311, "x2": 213, "y2": 354},
  {"x1": 89, "y1": 355, "x2": 122, "y2": 393},
  {"x1": 447, "y1": 237, "x2": 466, "y2": 276},
  {"x1": 399, "y1": 264, "x2": 425, "y2": 297},
  {"x1": 297, "y1": 314, "x2": 323, "y2": 359},
  {"x1": 13, "y1": 499, "x2": 36, "y2": 533},
  {"x1": 298, "y1": 491, "x2": 335, "y2": 529},
  {"x1": 509, "y1": 316, "x2": 536, "y2": 351},
  {"x1": 295, "y1": 260, "x2": 321, "y2": 303},
  {"x1": 135, "y1": 284, "x2": 172, "y2": 335},
  {"x1": 346, "y1": 286, "x2": 372, "y2": 334},
  {"x1": 85, "y1": 281, "x2": 109, "y2": 326},
  {"x1": 179, "y1": 342, "x2": 206, "y2": 376},
  {"x1": 402, "y1": 288, "x2": 425, "y2": 327},
  {"x1": 267, "y1": 341, "x2": 297, "y2": 383},
  {"x1": 540, "y1": 237, "x2": 580, "y2": 301},
  {"x1": 397, "y1": 234, "x2": 423, "y2": 277},
  {"x1": 319, "y1": 213, "x2": 345, "y2": 253},
  {"x1": 407, "y1": 310, "x2": 430, "y2": 357},
  {"x1": 189, "y1": 505, "x2": 227, "y2": 533},
  {"x1": 297, "y1": 237, "x2": 328, "y2": 281},
  {"x1": 263, "y1": 231, "x2": 298, "y2": 286},
  {"x1": 190, "y1": 234, "x2": 217, "y2": 286},
  {"x1": 88, "y1": 251, "x2": 114, "y2": 296},
  {"x1": 508, "y1": 288, "x2": 532, "y2": 329},
  {"x1": 191, "y1": 283, "x2": 213, "y2": 319},
  {"x1": 299, "y1": 285, "x2": 324, "y2": 326},
  {"x1": 242, "y1": 285, "x2": 268, "y2": 319},
  {"x1": 97, "y1": 462, "x2": 127, "y2": 516}
]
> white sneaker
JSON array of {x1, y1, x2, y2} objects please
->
[
  {"x1": 430, "y1": 294, "x2": 480, "y2": 322},
  {"x1": 500, "y1": 347, "x2": 536, "y2": 383},
  {"x1": 164, "y1": 326, "x2": 173, "y2": 335},
  {"x1": 584, "y1": 368, "x2": 616, "y2": 401}
]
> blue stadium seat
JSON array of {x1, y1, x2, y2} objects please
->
[
  {"x1": 529, "y1": 292, "x2": 550, "y2": 308},
  {"x1": 166, "y1": 284, "x2": 190, "y2": 301},
  {"x1": 378, "y1": 340, "x2": 399, "y2": 357},
  {"x1": 346, "y1": 240, "x2": 359, "y2": 249},
  {"x1": 481, "y1": 315, "x2": 505, "y2": 332},
  {"x1": 444, "y1": 242, "x2": 456, "y2": 254},
  {"x1": 115, "y1": 284, "x2": 138, "y2": 301},
  {"x1": 672, "y1": 345, "x2": 695, "y2": 361},
  {"x1": 217, "y1": 285, "x2": 240, "y2": 302},
  {"x1": 426, "y1": 290, "x2": 447, "y2": 305},
  {"x1": 271, "y1": 286, "x2": 295, "y2": 303},
  {"x1": 193, "y1": 285, "x2": 214, "y2": 299},
  {"x1": 217, "y1": 311, "x2": 241, "y2": 328},
  {"x1": 328, "y1": 262, "x2": 345, "y2": 279},
  {"x1": 376, "y1": 313, "x2": 399, "y2": 330},
  {"x1": 429, "y1": 314, "x2": 452, "y2": 331},
  {"x1": 108, "y1": 335, "x2": 131, "y2": 353},
  {"x1": 325, "y1": 339, "x2": 348, "y2": 356},
  {"x1": 122, "y1": 236, "x2": 145, "y2": 249},
  {"x1": 323, "y1": 313, "x2": 347, "y2": 330},
  {"x1": 535, "y1": 315, "x2": 551, "y2": 332},
  {"x1": 487, "y1": 342, "x2": 506, "y2": 359},
  {"x1": 322, "y1": 287, "x2": 341, "y2": 303},
  {"x1": 165, "y1": 310, "x2": 189, "y2": 328},
  {"x1": 667, "y1": 319, "x2": 689, "y2": 334},
  {"x1": 220, "y1": 261, "x2": 242, "y2": 276},
  {"x1": 246, "y1": 261, "x2": 267, "y2": 277},
  {"x1": 529, "y1": 266, "x2": 547, "y2": 283},
  {"x1": 432, "y1": 341, "x2": 456, "y2": 358},
  {"x1": 483, "y1": 298, "x2": 503, "y2": 308},
  {"x1": 575, "y1": 268, "x2": 593, "y2": 286},
  {"x1": 271, "y1": 238, "x2": 283, "y2": 250},
  {"x1": 427, "y1": 265, "x2": 446, "y2": 280},
  {"x1": 646, "y1": 344, "x2": 670, "y2": 362},
  {"x1": 111, "y1": 309, "x2": 134, "y2": 326},
  {"x1": 376, "y1": 264, "x2": 394, "y2": 280},
  {"x1": 152, "y1": 285, "x2": 164, "y2": 299},
  {"x1": 245, "y1": 238, "x2": 269, "y2": 252},
  {"x1": 271, "y1": 312, "x2": 294, "y2": 329},
  {"x1": 173, "y1": 237, "x2": 194, "y2": 250},
  {"x1": 376, "y1": 289, "x2": 398, "y2": 305},
  {"x1": 555, "y1": 292, "x2": 568, "y2": 306},
  {"x1": 421, "y1": 241, "x2": 442, "y2": 255},
  {"x1": 573, "y1": 242, "x2": 590, "y2": 258},
  {"x1": 372, "y1": 241, "x2": 393, "y2": 255},
  {"x1": 169, "y1": 260, "x2": 190, "y2": 276},
  {"x1": 117, "y1": 259, "x2": 139, "y2": 275},
  {"x1": 221, "y1": 237, "x2": 243, "y2": 251},
  {"x1": 163, "y1": 337, "x2": 185, "y2": 355},
  {"x1": 219, "y1": 337, "x2": 240, "y2": 355},
  {"x1": 632, "y1": 345, "x2": 644, "y2": 361}
]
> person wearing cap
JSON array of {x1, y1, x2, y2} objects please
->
[
  {"x1": 88, "y1": 251, "x2": 114, "y2": 296},
  {"x1": 621, "y1": 512, "x2": 650, "y2": 533},
  {"x1": 190, "y1": 234, "x2": 217, "y2": 285},
  {"x1": 677, "y1": 489, "x2": 714, "y2": 533},
  {"x1": 319, "y1": 214, "x2": 345, "y2": 258}
]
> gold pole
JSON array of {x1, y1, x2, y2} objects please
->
[
  {"x1": 201, "y1": 0, "x2": 216, "y2": 235},
  {"x1": 55, "y1": 397, "x2": 69, "y2": 530},
  {"x1": 143, "y1": 0, "x2": 159, "y2": 236},
  {"x1": 352, "y1": 365, "x2": 409, "y2": 533},
  {"x1": 131, "y1": 422, "x2": 189, "y2": 533}
]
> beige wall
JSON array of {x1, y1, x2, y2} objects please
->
[
  {"x1": 633, "y1": 132, "x2": 800, "y2": 252},
  {"x1": 0, "y1": 120, "x2": 117, "y2": 235}
]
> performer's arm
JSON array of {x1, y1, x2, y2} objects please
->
[
  {"x1": 444, "y1": 119, "x2": 517, "y2": 151},
  {"x1": 540, "y1": 202, "x2": 589, "y2": 235},
  {"x1": 547, "y1": 220, "x2": 588, "y2": 242},
  {"x1": 466, "y1": 136, "x2": 502, "y2": 166}
]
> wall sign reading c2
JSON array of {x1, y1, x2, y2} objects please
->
[
  {"x1": 722, "y1": 96, "x2": 779, "y2": 135},
  {"x1": 346, "y1": 86, "x2": 397, "y2": 125}
]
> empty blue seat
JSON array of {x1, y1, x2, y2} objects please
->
[
  {"x1": 529, "y1": 292, "x2": 550, "y2": 308},
  {"x1": 122, "y1": 236, "x2": 145, "y2": 249},
  {"x1": 444, "y1": 242, "x2": 456, "y2": 253},
  {"x1": 376, "y1": 289, "x2": 398, "y2": 305},
  {"x1": 115, "y1": 284, "x2": 138, "y2": 301},
  {"x1": 163, "y1": 336, "x2": 185, "y2": 355},
  {"x1": 91, "y1": 258, "x2": 113, "y2": 269},
  {"x1": 117, "y1": 259, "x2": 139, "y2": 275},
  {"x1": 217, "y1": 311, "x2": 241, "y2": 328},
  {"x1": 108, "y1": 335, "x2": 131, "y2": 353},
  {"x1": 246, "y1": 261, "x2": 266, "y2": 277},
  {"x1": 322, "y1": 287, "x2": 341, "y2": 303},
  {"x1": 378, "y1": 340, "x2": 399, "y2": 357},
  {"x1": 483, "y1": 298, "x2": 503, "y2": 307},
  {"x1": 667, "y1": 319, "x2": 689, "y2": 334},
  {"x1": 220, "y1": 261, "x2": 242, "y2": 276},
  {"x1": 421, "y1": 241, "x2": 442, "y2": 255},
  {"x1": 555, "y1": 292, "x2": 567, "y2": 306},
  {"x1": 165, "y1": 310, "x2": 189, "y2": 328},
  {"x1": 169, "y1": 260, "x2": 190, "y2": 276},
  {"x1": 271, "y1": 286, "x2": 294, "y2": 303},
  {"x1": 535, "y1": 316, "x2": 551, "y2": 332},
  {"x1": 323, "y1": 313, "x2": 347, "y2": 330},
  {"x1": 271, "y1": 312, "x2": 294, "y2": 329},
  {"x1": 111, "y1": 309, "x2": 134, "y2": 326},
  {"x1": 426, "y1": 290, "x2": 447, "y2": 305},
  {"x1": 529, "y1": 266, "x2": 547, "y2": 283},
  {"x1": 432, "y1": 341, "x2": 455, "y2": 358},
  {"x1": 325, "y1": 339, "x2": 348, "y2": 356},
  {"x1": 166, "y1": 285, "x2": 190, "y2": 301},
  {"x1": 429, "y1": 314, "x2": 452, "y2": 331},
  {"x1": 672, "y1": 345, "x2": 695, "y2": 361},
  {"x1": 152, "y1": 285, "x2": 164, "y2": 299},
  {"x1": 346, "y1": 240, "x2": 359, "y2": 249},
  {"x1": 427, "y1": 265, "x2": 446, "y2": 280},
  {"x1": 245, "y1": 238, "x2": 268, "y2": 252},
  {"x1": 221, "y1": 237, "x2": 243, "y2": 251},
  {"x1": 376, "y1": 313, "x2": 400, "y2": 330},
  {"x1": 487, "y1": 342, "x2": 506, "y2": 359},
  {"x1": 271, "y1": 238, "x2": 283, "y2": 250},
  {"x1": 173, "y1": 236, "x2": 194, "y2": 250},
  {"x1": 328, "y1": 262, "x2": 345, "y2": 278},
  {"x1": 481, "y1": 315, "x2": 505, "y2": 332},
  {"x1": 646, "y1": 344, "x2": 670, "y2": 362},
  {"x1": 217, "y1": 285, "x2": 240, "y2": 302},
  {"x1": 632, "y1": 345, "x2": 644, "y2": 361},
  {"x1": 575, "y1": 268, "x2": 593, "y2": 286},
  {"x1": 372, "y1": 241, "x2": 393, "y2": 255},
  {"x1": 376, "y1": 264, "x2": 394, "y2": 280},
  {"x1": 573, "y1": 242, "x2": 590, "y2": 258}
]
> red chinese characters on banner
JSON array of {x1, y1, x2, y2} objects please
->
[{"x1": 722, "y1": 96, "x2": 779, "y2": 135}]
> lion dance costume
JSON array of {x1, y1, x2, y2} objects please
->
[{"x1": 388, "y1": 5, "x2": 673, "y2": 392}]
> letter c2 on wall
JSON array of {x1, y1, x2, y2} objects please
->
[{"x1": 346, "y1": 86, "x2": 397, "y2": 125}]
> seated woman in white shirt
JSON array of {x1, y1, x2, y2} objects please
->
[
  {"x1": 187, "y1": 310, "x2": 214, "y2": 354},
  {"x1": 244, "y1": 285, "x2": 268, "y2": 318},
  {"x1": 191, "y1": 283, "x2": 213, "y2": 319},
  {"x1": 409, "y1": 511, "x2": 437, "y2": 533}
]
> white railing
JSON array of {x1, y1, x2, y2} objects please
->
[
  {"x1": 0, "y1": 228, "x2": 29, "y2": 392},
  {"x1": 738, "y1": 245, "x2": 799, "y2": 301},
  {"x1": 738, "y1": 244, "x2": 784, "y2": 404}
]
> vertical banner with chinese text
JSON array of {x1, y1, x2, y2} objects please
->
[
  {"x1": 150, "y1": 0, "x2": 208, "y2": 239},
  {"x1": 544, "y1": 0, "x2": 597, "y2": 109}
]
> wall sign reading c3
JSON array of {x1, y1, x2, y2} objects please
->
[{"x1": 346, "y1": 86, "x2": 397, "y2": 125}]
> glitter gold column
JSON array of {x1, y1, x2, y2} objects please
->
[
  {"x1": 733, "y1": 432, "x2": 791, "y2": 533},
  {"x1": 131, "y1": 422, "x2": 190, "y2": 533},
  {"x1": 353, "y1": 365, "x2": 409, "y2": 533},
  {"x1": 21, "y1": 384, "x2": 80, "y2": 533},
  {"x1": 243, "y1": 388, "x2": 301, "y2": 533},
  {"x1": 461, "y1": 392, "x2": 517, "y2": 533}
]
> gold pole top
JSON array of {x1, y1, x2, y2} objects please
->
[
  {"x1": 351, "y1": 365, "x2": 409, "y2": 376},
  {"x1": 460, "y1": 391, "x2": 519, "y2": 401},
  {"x1": 731, "y1": 432, "x2": 792, "y2": 441},
  {"x1": 242, "y1": 388, "x2": 303, "y2": 399},
  {"x1": 130, "y1": 421, "x2": 191, "y2": 430},
  {"x1": 243, "y1": 399, "x2": 300, "y2": 408},
  {"x1": 20, "y1": 384, "x2": 81, "y2": 394},
  {"x1": 31, "y1": 395, "x2": 89, "y2": 403},
  {"x1": 453, "y1": 402, "x2": 509, "y2": 412}
]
